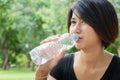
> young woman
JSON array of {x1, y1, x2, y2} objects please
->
[{"x1": 35, "y1": 0, "x2": 120, "y2": 80}]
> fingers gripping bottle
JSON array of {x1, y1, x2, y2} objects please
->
[{"x1": 29, "y1": 33, "x2": 79, "y2": 65}]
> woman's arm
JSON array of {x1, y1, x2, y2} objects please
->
[
  {"x1": 47, "y1": 75, "x2": 56, "y2": 80},
  {"x1": 35, "y1": 65, "x2": 49, "y2": 80},
  {"x1": 35, "y1": 34, "x2": 65, "y2": 80},
  {"x1": 35, "y1": 50, "x2": 65, "y2": 80}
]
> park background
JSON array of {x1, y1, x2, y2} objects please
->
[{"x1": 0, "y1": 0, "x2": 120, "y2": 80}]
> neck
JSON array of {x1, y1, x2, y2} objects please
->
[{"x1": 78, "y1": 46, "x2": 107, "y2": 68}]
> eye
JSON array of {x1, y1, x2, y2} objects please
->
[{"x1": 71, "y1": 20, "x2": 76, "y2": 25}]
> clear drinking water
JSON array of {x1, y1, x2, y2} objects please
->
[{"x1": 29, "y1": 33, "x2": 79, "y2": 65}]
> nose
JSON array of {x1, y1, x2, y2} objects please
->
[{"x1": 74, "y1": 23, "x2": 81, "y2": 33}]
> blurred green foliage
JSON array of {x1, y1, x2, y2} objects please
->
[{"x1": 0, "y1": 0, "x2": 120, "y2": 70}]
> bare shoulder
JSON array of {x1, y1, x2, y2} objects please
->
[
  {"x1": 105, "y1": 50, "x2": 120, "y2": 67},
  {"x1": 104, "y1": 50, "x2": 114, "y2": 60}
]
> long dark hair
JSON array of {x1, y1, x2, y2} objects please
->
[{"x1": 67, "y1": 0, "x2": 119, "y2": 48}]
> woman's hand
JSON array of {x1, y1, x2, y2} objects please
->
[
  {"x1": 35, "y1": 34, "x2": 65, "y2": 80},
  {"x1": 40, "y1": 34, "x2": 61, "y2": 45},
  {"x1": 35, "y1": 50, "x2": 65, "y2": 80}
]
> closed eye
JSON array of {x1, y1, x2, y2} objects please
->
[{"x1": 71, "y1": 20, "x2": 76, "y2": 24}]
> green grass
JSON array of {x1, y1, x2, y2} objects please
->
[{"x1": 0, "y1": 68, "x2": 35, "y2": 80}]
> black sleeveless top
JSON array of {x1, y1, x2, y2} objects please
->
[{"x1": 50, "y1": 54, "x2": 120, "y2": 80}]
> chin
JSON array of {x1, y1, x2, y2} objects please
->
[{"x1": 75, "y1": 44, "x2": 82, "y2": 50}]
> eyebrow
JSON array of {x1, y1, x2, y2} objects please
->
[
  {"x1": 71, "y1": 18, "x2": 76, "y2": 20},
  {"x1": 71, "y1": 17, "x2": 83, "y2": 22}
]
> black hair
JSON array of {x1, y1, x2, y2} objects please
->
[{"x1": 67, "y1": 0, "x2": 119, "y2": 48}]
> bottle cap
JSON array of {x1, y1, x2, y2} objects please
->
[{"x1": 71, "y1": 33, "x2": 79, "y2": 42}]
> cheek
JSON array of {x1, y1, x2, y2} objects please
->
[
  {"x1": 82, "y1": 25, "x2": 100, "y2": 41},
  {"x1": 85, "y1": 27, "x2": 100, "y2": 42}
]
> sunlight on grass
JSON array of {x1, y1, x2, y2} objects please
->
[{"x1": 0, "y1": 68, "x2": 35, "y2": 80}]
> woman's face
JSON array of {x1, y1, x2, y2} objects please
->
[{"x1": 69, "y1": 13, "x2": 102, "y2": 50}]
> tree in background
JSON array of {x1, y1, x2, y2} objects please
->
[
  {"x1": 0, "y1": 0, "x2": 20, "y2": 70},
  {"x1": 0, "y1": 0, "x2": 70, "y2": 70},
  {"x1": 0, "y1": 0, "x2": 120, "y2": 70}
]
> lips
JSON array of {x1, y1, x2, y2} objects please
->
[
  {"x1": 78, "y1": 36, "x2": 83, "y2": 39},
  {"x1": 76, "y1": 37, "x2": 83, "y2": 42}
]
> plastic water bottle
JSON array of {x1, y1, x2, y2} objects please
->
[{"x1": 29, "y1": 33, "x2": 79, "y2": 65}]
